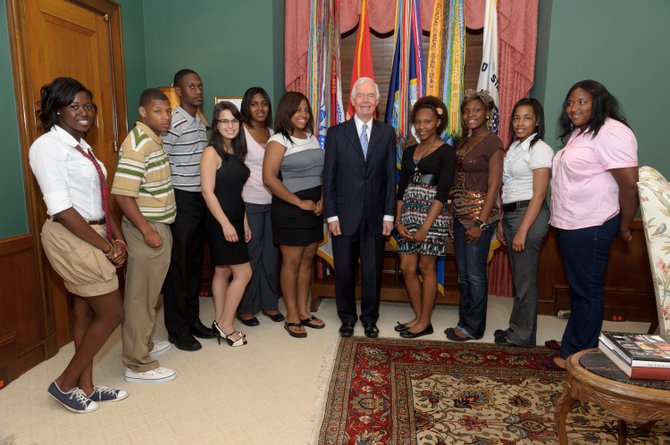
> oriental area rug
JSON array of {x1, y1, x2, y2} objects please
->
[{"x1": 316, "y1": 337, "x2": 670, "y2": 445}]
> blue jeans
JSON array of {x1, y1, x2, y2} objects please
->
[
  {"x1": 454, "y1": 219, "x2": 494, "y2": 338},
  {"x1": 556, "y1": 215, "x2": 620, "y2": 359}
]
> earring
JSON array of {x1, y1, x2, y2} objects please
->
[{"x1": 57, "y1": 112, "x2": 60, "y2": 115}]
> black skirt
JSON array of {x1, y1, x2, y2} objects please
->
[{"x1": 271, "y1": 185, "x2": 323, "y2": 246}]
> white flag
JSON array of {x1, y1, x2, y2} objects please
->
[{"x1": 477, "y1": 0, "x2": 500, "y2": 134}]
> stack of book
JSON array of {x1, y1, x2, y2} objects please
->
[{"x1": 598, "y1": 331, "x2": 670, "y2": 380}]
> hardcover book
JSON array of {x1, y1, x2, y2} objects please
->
[
  {"x1": 599, "y1": 332, "x2": 670, "y2": 368},
  {"x1": 598, "y1": 340, "x2": 670, "y2": 380}
]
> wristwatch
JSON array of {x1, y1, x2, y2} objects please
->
[{"x1": 475, "y1": 219, "x2": 488, "y2": 231}]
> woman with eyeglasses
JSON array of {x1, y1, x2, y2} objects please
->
[
  {"x1": 201, "y1": 101, "x2": 252, "y2": 347},
  {"x1": 263, "y1": 91, "x2": 325, "y2": 338},
  {"x1": 236, "y1": 87, "x2": 284, "y2": 327},
  {"x1": 29, "y1": 77, "x2": 127, "y2": 413}
]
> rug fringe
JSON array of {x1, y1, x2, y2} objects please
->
[{"x1": 304, "y1": 337, "x2": 340, "y2": 445}]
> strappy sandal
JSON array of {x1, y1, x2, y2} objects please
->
[
  {"x1": 300, "y1": 315, "x2": 325, "y2": 329},
  {"x1": 222, "y1": 330, "x2": 247, "y2": 347},
  {"x1": 284, "y1": 322, "x2": 307, "y2": 338}
]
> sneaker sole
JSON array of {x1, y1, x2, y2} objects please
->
[
  {"x1": 124, "y1": 373, "x2": 177, "y2": 384},
  {"x1": 48, "y1": 392, "x2": 99, "y2": 414},
  {"x1": 149, "y1": 344, "x2": 172, "y2": 358}
]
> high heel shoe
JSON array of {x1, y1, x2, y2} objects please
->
[
  {"x1": 212, "y1": 321, "x2": 246, "y2": 346},
  {"x1": 222, "y1": 330, "x2": 247, "y2": 347},
  {"x1": 212, "y1": 321, "x2": 225, "y2": 345}
]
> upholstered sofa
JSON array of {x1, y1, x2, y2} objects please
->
[{"x1": 638, "y1": 166, "x2": 670, "y2": 334}]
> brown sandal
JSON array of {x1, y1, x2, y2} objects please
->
[
  {"x1": 300, "y1": 315, "x2": 325, "y2": 329},
  {"x1": 284, "y1": 322, "x2": 307, "y2": 338}
]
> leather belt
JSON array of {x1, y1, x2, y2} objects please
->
[
  {"x1": 502, "y1": 200, "x2": 530, "y2": 212},
  {"x1": 51, "y1": 216, "x2": 106, "y2": 225},
  {"x1": 412, "y1": 173, "x2": 438, "y2": 186}
]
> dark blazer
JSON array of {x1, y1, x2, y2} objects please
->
[{"x1": 323, "y1": 118, "x2": 396, "y2": 236}]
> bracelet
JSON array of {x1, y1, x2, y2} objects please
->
[
  {"x1": 474, "y1": 219, "x2": 488, "y2": 231},
  {"x1": 113, "y1": 239, "x2": 127, "y2": 249}
]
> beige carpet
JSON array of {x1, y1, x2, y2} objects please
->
[{"x1": 0, "y1": 295, "x2": 649, "y2": 444}]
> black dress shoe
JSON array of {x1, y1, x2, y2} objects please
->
[
  {"x1": 444, "y1": 327, "x2": 474, "y2": 342},
  {"x1": 363, "y1": 323, "x2": 379, "y2": 338},
  {"x1": 339, "y1": 322, "x2": 355, "y2": 338},
  {"x1": 494, "y1": 329, "x2": 508, "y2": 340},
  {"x1": 494, "y1": 335, "x2": 516, "y2": 346},
  {"x1": 190, "y1": 321, "x2": 215, "y2": 339},
  {"x1": 261, "y1": 310, "x2": 285, "y2": 322},
  {"x1": 400, "y1": 324, "x2": 433, "y2": 338},
  {"x1": 239, "y1": 316, "x2": 260, "y2": 327},
  {"x1": 394, "y1": 321, "x2": 409, "y2": 333},
  {"x1": 169, "y1": 334, "x2": 202, "y2": 351}
]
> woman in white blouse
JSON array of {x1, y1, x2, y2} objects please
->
[
  {"x1": 29, "y1": 77, "x2": 127, "y2": 413},
  {"x1": 494, "y1": 98, "x2": 553, "y2": 347}
]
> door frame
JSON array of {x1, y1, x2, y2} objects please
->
[{"x1": 5, "y1": 0, "x2": 128, "y2": 357}]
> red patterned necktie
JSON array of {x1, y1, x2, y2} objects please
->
[{"x1": 73, "y1": 145, "x2": 112, "y2": 242}]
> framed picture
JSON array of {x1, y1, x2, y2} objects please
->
[{"x1": 214, "y1": 96, "x2": 243, "y2": 111}]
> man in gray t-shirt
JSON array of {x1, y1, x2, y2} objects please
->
[{"x1": 162, "y1": 69, "x2": 214, "y2": 351}]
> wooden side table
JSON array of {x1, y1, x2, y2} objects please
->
[{"x1": 555, "y1": 349, "x2": 670, "y2": 444}]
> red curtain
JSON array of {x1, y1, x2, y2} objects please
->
[{"x1": 286, "y1": 0, "x2": 539, "y2": 297}]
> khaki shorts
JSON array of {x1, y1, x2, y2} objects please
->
[{"x1": 41, "y1": 219, "x2": 119, "y2": 297}]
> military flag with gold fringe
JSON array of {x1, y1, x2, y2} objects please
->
[
  {"x1": 307, "y1": 0, "x2": 344, "y2": 266},
  {"x1": 346, "y1": 0, "x2": 375, "y2": 120}
]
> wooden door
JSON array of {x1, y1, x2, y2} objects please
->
[{"x1": 7, "y1": 0, "x2": 128, "y2": 351}]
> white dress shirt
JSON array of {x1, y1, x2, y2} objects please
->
[
  {"x1": 353, "y1": 114, "x2": 373, "y2": 142},
  {"x1": 29, "y1": 125, "x2": 106, "y2": 220},
  {"x1": 502, "y1": 134, "x2": 553, "y2": 204}
]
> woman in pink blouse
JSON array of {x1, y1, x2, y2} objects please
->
[{"x1": 543, "y1": 80, "x2": 639, "y2": 370}]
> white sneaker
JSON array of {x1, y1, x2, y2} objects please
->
[
  {"x1": 124, "y1": 367, "x2": 177, "y2": 383},
  {"x1": 149, "y1": 341, "x2": 172, "y2": 357}
]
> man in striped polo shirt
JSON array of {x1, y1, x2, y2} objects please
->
[
  {"x1": 162, "y1": 69, "x2": 215, "y2": 351},
  {"x1": 112, "y1": 88, "x2": 177, "y2": 383}
]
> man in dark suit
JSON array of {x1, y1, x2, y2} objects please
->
[{"x1": 323, "y1": 77, "x2": 396, "y2": 338}]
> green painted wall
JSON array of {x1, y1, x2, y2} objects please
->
[
  {"x1": 0, "y1": 5, "x2": 28, "y2": 237},
  {"x1": 533, "y1": 0, "x2": 670, "y2": 176},
  {"x1": 117, "y1": 0, "x2": 148, "y2": 126},
  {"x1": 0, "y1": 0, "x2": 147, "y2": 238},
  {"x1": 141, "y1": 0, "x2": 285, "y2": 124},
  {"x1": 0, "y1": 0, "x2": 285, "y2": 238},
  {"x1": 4, "y1": 1, "x2": 663, "y2": 237}
]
